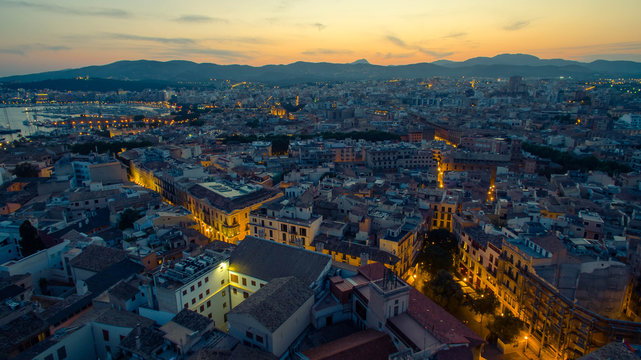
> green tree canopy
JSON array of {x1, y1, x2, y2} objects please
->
[
  {"x1": 415, "y1": 229, "x2": 458, "y2": 276},
  {"x1": 416, "y1": 244, "x2": 453, "y2": 274},
  {"x1": 468, "y1": 291, "x2": 500, "y2": 328},
  {"x1": 19, "y1": 220, "x2": 45, "y2": 257},
  {"x1": 425, "y1": 270, "x2": 465, "y2": 312},
  {"x1": 488, "y1": 313, "x2": 525, "y2": 344},
  {"x1": 12, "y1": 162, "x2": 39, "y2": 178}
]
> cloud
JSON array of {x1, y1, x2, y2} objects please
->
[
  {"x1": 0, "y1": 48, "x2": 24, "y2": 55},
  {"x1": 108, "y1": 33, "x2": 195, "y2": 45},
  {"x1": 503, "y1": 20, "x2": 530, "y2": 31},
  {"x1": 35, "y1": 43, "x2": 71, "y2": 51},
  {"x1": 175, "y1": 15, "x2": 227, "y2": 23},
  {"x1": 418, "y1": 48, "x2": 454, "y2": 58},
  {"x1": 443, "y1": 32, "x2": 467, "y2": 39},
  {"x1": 562, "y1": 41, "x2": 641, "y2": 52},
  {"x1": 302, "y1": 48, "x2": 353, "y2": 55},
  {"x1": 386, "y1": 36, "x2": 408, "y2": 48},
  {"x1": 386, "y1": 35, "x2": 452, "y2": 59},
  {"x1": 210, "y1": 37, "x2": 270, "y2": 45},
  {"x1": 313, "y1": 22, "x2": 326, "y2": 31},
  {"x1": 1, "y1": 0, "x2": 130, "y2": 17},
  {"x1": 0, "y1": 43, "x2": 71, "y2": 56}
]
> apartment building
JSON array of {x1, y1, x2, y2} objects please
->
[
  {"x1": 186, "y1": 180, "x2": 282, "y2": 244},
  {"x1": 457, "y1": 226, "x2": 502, "y2": 295},
  {"x1": 430, "y1": 193, "x2": 459, "y2": 231},
  {"x1": 249, "y1": 197, "x2": 322, "y2": 249},
  {"x1": 155, "y1": 236, "x2": 331, "y2": 332}
]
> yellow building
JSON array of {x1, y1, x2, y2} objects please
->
[
  {"x1": 379, "y1": 227, "x2": 418, "y2": 276},
  {"x1": 457, "y1": 226, "x2": 502, "y2": 295},
  {"x1": 431, "y1": 195, "x2": 459, "y2": 232},
  {"x1": 310, "y1": 235, "x2": 407, "y2": 275},
  {"x1": 186, "y1": 181, "x2": 282, "y2": 244}
]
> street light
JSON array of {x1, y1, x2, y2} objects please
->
[{"x1": 524, "y1": 336, "x2": 528, "y2": 352}]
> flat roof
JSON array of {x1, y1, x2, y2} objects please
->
[
  {"x1": 199, "y1": 181, "x2": 262, "y2": 199},
  {"x1": 388, "y1": 313, "x2": 441, "y2": 350}
]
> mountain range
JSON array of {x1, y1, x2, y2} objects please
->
[{"x1": 2, "y1": 54, "x2": 641, "y2": 86}]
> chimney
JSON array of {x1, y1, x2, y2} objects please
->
[
  {"x1": 360, "y1": 252, "x2": 370, "y2": 266},
  {"x1": 136, "y1": 324, "x2": 142, "y2": 350}
]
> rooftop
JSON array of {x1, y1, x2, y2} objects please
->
[
  {"x1": 407, "y1": 288, "x2": 483, "y2": 347},
  {"x1": 230, "y1": 236, "x2": 331, "y2": 286},
  {"x1": 69, "y1": 244, "x2": 127, "y2": 272},
  {"x1": 302, "y1": 329, "x2": 397, "y2": 360},
  {"x1": 229, "y1": 276, "x2": 313, "y2": 332},
  {"x1": 188, "y1": 183, "x2": 282, "y2": 213},
  {"x1": 199, "y1": 180, "x2": 262, "y2": 199}
]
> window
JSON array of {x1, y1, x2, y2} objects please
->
[
  {"x1": 198, "y1": 281, "x2": 202, "y2": 287},
  {"x1": 208, "y1": 313, "x2": 213, "y2": 319},
  {"x1": 222, "y1": 290, "x2": 226, "y2": 296},
  {"x1": 221, "y1": 279, "x2": 225, "y2": 285},
  {"x1": 251, "y1": 280, "x2": 256, "y2": 286},
  {"x1": 281, "y1": 224, "x2": 287, "y2": 231},
  {"x1": 182, "y1": 290, "x2": 187, "y2": 296},
  {"x1": 200, "y1": 305, "x2": 204, "y2": 312},
  {"x1": 256, "y1": 335, "x2": 264, "y2": 343},
  {"x1": 244, "y1": 292, "x2": 249, "y2": 299},
  {"x1": 205, "y1": 277, "x2": 209, "y2": 283},
  {"x1": 57, "y1": 346, "x2": 68, "y2": 360},
  {"x1": 190, "y1": 285, "x2": 195, "y2": 292},
  {"x1": 192, "y1": 298, "x2": 196, "y2": 304},
  {"x1": 242, "y1": 278, "x2": 247, "y2": 286},
  {"x1": 246, "y1": 331, "x2": 253, "y2": 339},
  {"x1": 199, "y1": 293, "x2": 203, "y2": 299},
  {"x1": 233, "y1": 288, "x2": 237, "y2": 295},
  {"x1": 206, "y1": 289, "x2": 210, "y2": 295},
  {"x1": 207, "y1": 300, "x2": 211, "y2": 307},
  {"x1": 185, "y1": 303, "x2": 189, "y2": 308},
  {"x1": 223, "y1": 302, "x2": 227, "y2": 308},
  {"x1": 260, "y1": 283, "x2": 264, "y2": 288},
  {"x1": 224, "y1": 313, "x2": 228, "y2": 322},
  {"x1": 44, "y1": 355, "x2": 54, "y2": 360},
  {"x1": 230, "y1": 274, "x2": 239, "y2": 283}
]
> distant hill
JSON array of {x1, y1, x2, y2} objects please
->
[{"x1": 2, "y1": 54, "x2": 640, "y2": 86}]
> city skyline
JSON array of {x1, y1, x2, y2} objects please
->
[{"x1": 1, "y1": 0, "x2": 641, "y2": 77}]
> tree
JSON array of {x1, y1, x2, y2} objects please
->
[
  {"x1": 425, "y1": 270, "x2": 465, "y2": 313},
  {"x1": 12, "y1": 162, "x2": 39, "y2": 178},
  {"x1": 19, "y1": 220, "x2": 45, "y2": 257},
  {"x1": 415, "y1": 229, "x2": 458, "y2": 276},
  {"x1": 468, "y1": 291, "x2": 499, "y2": 329},
  {"x1": 425, "y1": 229, "x2": 458, "y2": 254},
  {"x1": 416, "y1": 244, "x2": 453, "y2": 274},
  {"x1": 119, "y1": 208, "x2": 143, "y2": 230},
  {"x1": 487, "y1": 313, "x2": 524, "y2": 344}
]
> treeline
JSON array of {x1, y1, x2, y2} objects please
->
[
  {"x1": 71, "y1": 140, "x2": 154, "y2": 155},
  {"x1": 222, "y1": 130, "x2": 401, "y2": 155},
  {"x1": 522, "y1": 142, "x2": 632, "y2": 176}
]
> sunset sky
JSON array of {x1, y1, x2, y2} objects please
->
[{"x1": 1, "y1": 0, "x2": 640, "y2": 76}]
